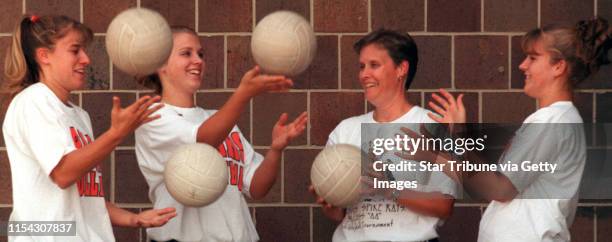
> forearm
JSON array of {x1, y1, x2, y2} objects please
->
[
  {"x1": 464, "y1": 171, "x2": 518, "y2": 202},
  {"x1": 248, "y1": 148, "x2": 282, "y2": 200},
  {"x1": 395, "y1": 190, "x2": 454, "y2": 219},
  {"x1": 196, "y1": 89, "x2": 251, "y2": 147},
  {"x1": 50, "y1": 130, "x2": 122, "y2": 188},
  {"x1": 106, "y1": 202, "x2": 138, "y2": 228}
]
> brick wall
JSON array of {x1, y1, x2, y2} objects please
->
[{"x1": 0, "y1": 0, "x2": 611, "y2": 241}]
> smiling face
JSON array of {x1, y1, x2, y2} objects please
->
[
  {"x1": 42, "y1": 29, "x2": 90, "y2": 92},
  {"x1": 358, "y1": 44, "x2": 407, "y2": 107},
  {"x1": 159, "y1": 32, "x2": 205, "y2": 96},
  {"x1": 519, "y1": 38, "x2": 559, "y2": 99}
]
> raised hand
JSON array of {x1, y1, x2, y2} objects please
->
[
  {"x1": 237, "y1": 66, "x2": 294, "y2": 97},
  {"x1": 270, "y1": 112, "x2": 308, "y2": 151},
  {"x1": 109, "y1": 95, "x2": 163, "y2": 139},
  {"x1": 427, "y1": 89, "x2": 466, "y2": 124},
  {"x1": 134, "y1": 207, "x2": 176, "y2": 228}
]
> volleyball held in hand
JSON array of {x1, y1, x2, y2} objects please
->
[
  {"x1": 105, "y1": 8, "x2": 172, "y2": 76},
  {"x1": 251, "y1": 10, "x2": 317, "y2": 76},
  {"x1": 311, "y1": 144, "x2": 362, "y2": 208},
  {"x1": 164, "y1": 143, "x2": 228, "y2": 207}
]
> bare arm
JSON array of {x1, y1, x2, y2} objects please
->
[
  {"x1": 106, "y1": 202, "x2": 176, "y2": 228},
  {"x1": 50, "y1": 96, "x2": 162, "y2": 188},
  {"x1": 249, "y1": 112, "x2": 308, "y2": 199},
  {"x1": 196, "y1": 66, "x2": 293, "y2": 147}
]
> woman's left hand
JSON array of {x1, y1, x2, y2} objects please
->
[
  {"x1": 133, "y1": 207, "x2": 176, "y2": 228},
  {"x1": 270, "y1": 112, "x2": 308, "y2": 151}
]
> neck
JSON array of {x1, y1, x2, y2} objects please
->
[
  {"x1": 372, "y1": 93, "x2": 413, "y2": 122},
  {"x1": 40, "y1": 75, "x2": 70, "y2": 104},
  {"x1": 162, "y1": 89, "x2": 195, "y2": 108},
  {"x1": 537, "y1": 78, "x2": 573, "y2": 108}
]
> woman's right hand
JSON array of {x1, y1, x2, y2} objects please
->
[
  {"x1": 309, "y1": 185, "x2": 345, "y2": 222},
  {"x1": 109, "y1": 95, "x2": 163, "y2": 139},
  {"x1": 236, "y1": 66, "x2": 293, "y2": 97},
  {"x1": 427, "y1": 89, "x2": 466, "y2": 124}
]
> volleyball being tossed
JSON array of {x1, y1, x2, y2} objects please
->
[
  {"x1": 105, "y1": 8, "x2": 172, "y2": 76},
  {"x1": 251, "y1": 10, "x2": 316, "y2": 76}
]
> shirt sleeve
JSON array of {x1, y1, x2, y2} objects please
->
[
  {"x1": 239, "y1": 131, "x2": 264, "y2": 198},
  {"x1": 19, "y1": 99, "x2": 76, "y2": 176},
  {"x1": 498, "y1": 124, "x2": 559, "y2": 193}
]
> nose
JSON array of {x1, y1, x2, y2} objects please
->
[
  {"x1": 80, "y1": 49, "x2": 91, "y2": 66},
  {"x1": 193, "y1": 54, "x2": 203, "y2": 66},
  {"x1": 518, "y1": 57, "x2": 529, "y2": 71}
]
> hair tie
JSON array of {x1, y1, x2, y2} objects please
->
[{"x1": 30, "y1": 15, "x2": 39, "y2": 23}]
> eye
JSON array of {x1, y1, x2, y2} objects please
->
[
  {"x1": 198, "y1": 51, "x2": 204, "y2": 59},
  {"x1": 359, "y1": 63, "x2": 365, "y2": 70},
  {"x1": 181, "y1": 51, "x2": 190, "y2": 56}
]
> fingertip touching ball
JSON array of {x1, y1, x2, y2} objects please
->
[
  {"x1": 311, "y1": 144, "x2": 362, "y2": 208},
  {"x1": 105, "y1": 8, "x2": 172, "y2": 76},
  {"x1": 251, "y1": 10, "x2": 317, "y2": 76},
  {"x1": 164, "y1": 143, "x2": 228, "y2": 207}
]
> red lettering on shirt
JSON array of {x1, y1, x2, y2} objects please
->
[
  {"x1": 217, "y1": 132, "x2": 246, "y2": 191},
  {"x1": 69, "y1": 126, "x2": 104, "y2": 197}
]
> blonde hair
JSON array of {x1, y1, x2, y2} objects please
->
[
  {"x1": 522, "y1": 17, "x2": 612, "y2": 85},
  {"x1": 3, "y1": 15, "x2": 93, "y2": 98}
]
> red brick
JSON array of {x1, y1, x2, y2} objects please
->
[
  {"x1": 455, "y1": 36, "x2": 509, "y2": 89},
  {"x1": 255, "y1": 207, "x2": 309, "y2": 242},
  {"x1": 482, "y1": 92, "x2": 535, "y2": 123},
  {"x1": 310, "y1": 92, "x2": 365, "y2": 145},
  {"x1": 0, "y1": 37, "x2": 11, "y2": 106},
  {"x1": 115, "y1": 150, "x2": 150, "y2": 203},
  {"x1": 101, "y1": 157, "x2": 112, "y2": 201},
  {"x1": 245, "y1": 148, "x2": 282, "y2": 203},
  {"x1": 283, "y1": 149, "x2": 320, "y2": 203},
  {"x1": 0, "y1": 0, "x2": 22, "y2": 33},
  {"x1": 596, "y1": 93, "x2": 612, "y2": 123},
  {"x1": 372, "y1": 0, "x2": 425, "y2": 32},
  {"x1": 0, "y1": 92, "x2": 9, "y2": 147},
  {"x1": 312, "y1": 208, "x2": 339, "y2": 242},
  {"x1": 26, "y1": 0, "x2": 80, "y2": 21},
  {"x1": 112, "y1": 208, "x2": 142, "y2": 241},
  {"x1": 573, "y1": 92, "x2": 594, "y2": 123},
  {"x1": 314, "y1": 0, "x2": 368, "y2": 32},
  {"x1": 0, "y1": 208, "x2": 10, "y2": 242},
  {"x1": 198, "y1": 0, "x2": 252, "y2": 32},
  {"x1": 83, "y1": 0, "x2": 137, "y2": 33},
  {"x1": 195, "y1": 92, "x2": 251, "y2": 140},
  {"x1": 598, "y1": 207, "x2": 612, "y2": 241},
  {"x1": 255, "y1": 0, "x2": 310, "y2": 23},
  {"x1": 294, "y1": 36, "x2": 338, "y2": 89},
  {"x1": 438, "y1": 206, "x2": 481, "y2": 242},
  {"x1": 428, "y1": 0, "x2": 480, "y2": 32},
  {"x1": 85, "y1": 36, "x2": 110, "y2": 90},
  {"x1": 227, "y1": 36, "x2": 254, "y2": 88},
  {"x1": 412, "y1": 36, "x2": 452, "y2": 89},
  {"x1": 112, "y1": 68, "x2": 143, "y2": 90},
  {"x1": 511, "y1": 36, "x2": 526, "y2": 89},
  {"x1": 600, "y1": 0, "x2": 612, "y2": 22},
  {"x1": 81, "y1": 92, "x2": 137, "y2": 146},
  {"x1": 0, "y1": 152, "x2": 11, "y2": 204},
  {"x1": 541, "y1": 0, "x2": 594, "y2": 26},
  {"x1": 252, "y1": 92, "x2": 307, "y2": 146},
  {"x1": 425, "y1": 91, "x2": 479, "y2": 123},
  {"x1": 484, "y1": 0, "x2": 537, "y2": 32},
  {"x1": 201, "y1": 36, "x2": 225, "y2": 89},
  {"x1": 142, "y1": 0, "x2": 195, "y2": 29},
  {"x1": 340, "y1": 35, "x2": 364, "y2": 89},
  {"x1": 570, "y1": 207, "x2": 594, "y2": 242}
]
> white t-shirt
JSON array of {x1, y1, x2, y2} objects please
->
[
  {"x1": 478, "y1": 101, "x2": 586, "y2": 242},
  {"x1": 135, "y1": 104, "x2": 263, "y2": 242},
  {"x1": 2, "y1": 83, "x2": 114, "y2": 242},
  {"x1": 327, "y1": 106, "x2": 457, "y2": 242}
]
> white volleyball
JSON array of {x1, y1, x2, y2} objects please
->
[
  {"x1": 164, "y1": 143, "x2": 228, "y2": 207},
  {"x1": 105, "y1": 8, "x2": 172, "y2": 76},
  {"x1": 251, "y1": 10, "x2": 316, "y2": 76},
  {"x1": 311, "y1": 144, "x2": 362, "y2": 208}
]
